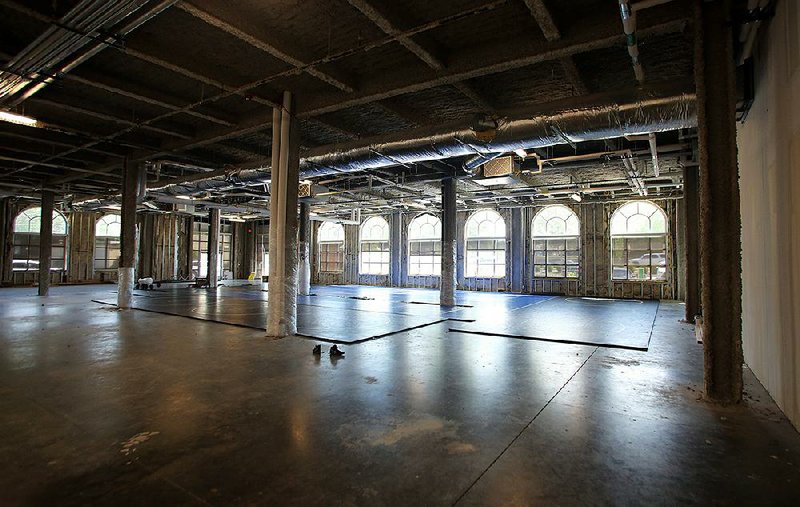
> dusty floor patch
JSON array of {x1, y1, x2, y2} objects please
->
[
  {"x1": 364, "y1": 376, "x2": 379, "y2": 384},
  {"x1": 364, "y1": 415, "x2": 460, "y2": 447},
  {"x1": 120, "y1": 431, "x2": 160, "y2": 456},
  {"x1": 446, "y1": 442, "x2": 477, "y2": 455}
]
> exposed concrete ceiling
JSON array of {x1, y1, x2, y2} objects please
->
[{"x1": 0, "y1": 0, "x2": 734, "y2": 212}]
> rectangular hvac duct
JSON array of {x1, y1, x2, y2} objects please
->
[
  {"x1": 483, "y1": 156, "x2": 516, "y2": 177},
  {"x1": 299, "y1": 180, "x2": 313, "y2": 197}
]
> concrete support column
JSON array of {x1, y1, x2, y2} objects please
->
[
  {"x1": 298, "y1": 201, "x2": 311, "y2": 296},
  {"x1": 675, "y1": 194, "x2": 687, "y2": 302},
  {"x1": 207, "y1": 208, "x2": 220, "y2": 287},
  {"x1": 511, "y1": 208, "x2": 524, "y2": 293},
  {"x1": 118, "y1": 160, "x2": 141, "y2": 308},
  {"x1": 390, "y1": 211, "x2": 402, "y2": 287},
  {"x1": 267, "y1": 91, "x2": 301, "y2": 338},
  {"x1": 695, "y1": 0, "x2": 742, "y2": 403},
  {"x1": 37, "y1": 190, "x2": 54, "y2": 296},
  {"x1": 0, "y1": 199, "x2": 13, "y2": 285},
  {"x1": 683, "y1": 166, "x2": 701, "y2": 322},
  {"x1": 440, "y1": 178, "x2": 457, "y2": 306}
]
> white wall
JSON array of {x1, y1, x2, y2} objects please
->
[{"x1": 737, "y1": 0, "x2": 800, "y2": 429}]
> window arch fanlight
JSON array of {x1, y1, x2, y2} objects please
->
[
  {"x1": 610, "y1": 200, "x2": 668, "y2": 281},
  {"x1": 359, "y1": 216, "x2": 390, "y2": 275},
  {"x1": 13, "y1": 207, "x2": 68, "y2": 234},
  {"x1": 318, "y1": 221, "x2": 345, "y2": 273},
  {"x1": 12, "y1": 207, "x2": 68, "y2": 272},
  {"x1": 532, "y1": 205, "x2": 581, "y2": 279},
  {"x1": 465, "y1": 209, "x2": 506, "y2": 278},
  {"x1": 408, "y1": 213, "x2": 441, "y2": 276},
  {"x1": 94, "y1": 214, "x2": 121, "y2": 270}
]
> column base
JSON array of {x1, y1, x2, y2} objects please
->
[{"x1": 117, "y1": 267, "x2": 134, "y2": 308}]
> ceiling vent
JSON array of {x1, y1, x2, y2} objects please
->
[
  {"x1": 299, "y1": 180, "x2": 313, "y2": 197},
  {"x1": 483, "y1": 156, "x2": 516, "y2": 177}
]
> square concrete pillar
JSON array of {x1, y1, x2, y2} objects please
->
[
  {"x1": 37, "y1": 190, "x2": 54, "y2": 297},
  {"x1": 118, "y1": 160, "x2": 142, "y2": 308},
  {"x1": 694, "y1": 0, "x2": 743, "y2": 403},
  {"x1": 207, "y1": 208, "x2": 220, "y2": 287},
  {"x1": 440, "y1": 178, "x2": 457, "y2": 306}
]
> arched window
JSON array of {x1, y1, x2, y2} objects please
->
[
  {"x1": 94, "y1": 214, "x2": 121, "y2": 270},
  {"x1": 532, "y1": 205, "x2": 580, "y2": 279},
  {"x1": 318, "y1": 221, "x2": 345, "y2": 273},
  {"x1": 465, "y1": 209, "x2": 506, "y2": 278},
  {"x1": 13, "y1": 207, "x2": 68, "y2": 271},
  {"x1": 408, "y1": 214, "x2": 441, "y2": 276},
  {"x1": 610, "y1": 200, "x2": 668, "y2": 281},
  {"x1": 359, "y1": 216, "x2": 390, "y2": 275}
]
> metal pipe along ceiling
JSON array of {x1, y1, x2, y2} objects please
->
[
  {"x1": 152, "y1": 94, "x2": 696, "y2": 196},
  {"x1": 0, "y1": 0, "x2": 174, "y2": 106}
]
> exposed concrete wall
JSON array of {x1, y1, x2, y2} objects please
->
[{"x1": 737, "y1": 0, "x2": 800, "y2": 428}]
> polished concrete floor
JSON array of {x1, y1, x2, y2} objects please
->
[
  {"x1": 95, "y1": 284, "x2": 654, "y2": 348},
  {"x1": 1, "y1": 285, "x2": 799, "y2": 505}
]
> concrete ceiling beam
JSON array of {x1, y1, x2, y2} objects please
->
[
  {"x1": 177, "y1": 1, "x2": 355, "y2": 93},
  {"x1": 345, "y1": 0, "x2": 498, "y2": 115},
  {"x1": 523, "y1": 0, "x2": 589, "y2": 96},
  {"x1": 49, "y1": 9, "x2": 688, "y2": 186}
]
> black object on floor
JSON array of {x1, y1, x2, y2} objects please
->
[
  {"x1": 312, "y1": 344, "x2": 321, "y2": 355},
  {"x1": 329, "y1": 344, "x2": 345, "y2": 357}
]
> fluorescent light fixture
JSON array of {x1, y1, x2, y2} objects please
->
[
  {"x1": 514, "y1": 149, "x2": 528, "y2": 159},
  {"x1": 570, "y1": 192, "x2": 582, "y2": 202},
  {"x1": 175, "y1": 195, "x2": 193, "y2": 200},
  {"x1": 104, "y1": 204, "x2": 122, "y2": 210},
  {"x1": 227, "y1": 217, "x2": 246, "y2": 222},
  {"x1": 473, "y1": 176, "x2": 515, "y2": 187},
  {"x1": 0, "y1": 110, "x2": 39, "y2": 127}
]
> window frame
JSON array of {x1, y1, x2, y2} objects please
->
[
  {"x1": 12, "y1": 207, "x2": 68, "y2": 272},
  {"x1": 610, "y1": 201, "x2": 669, "y2": 282},
  {"x1": 464, "y1": 209, "x2": 506, "y2": 279},
  {"x1": 407, "y1": 213, "x2": 442, "y2": 277},
  {"x1": 359, "y1": 216, "x2": 390, "y2": 276},
  {"x1": 220, "y1": 223, "x2": 233, "y2": 274},
  {"x1": 191, "y1": 221, "x2": 209, "y2": 278},
  {"x1": 94, "y1": 214, "x2": 121, "y2": 270},
  {"x1": 317, "y1": 221, "x2": 345, "y2": 274},
  {"x1": 532, "y1": 205, "x2": 581, "y2": 279}
]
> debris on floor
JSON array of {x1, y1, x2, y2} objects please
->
[{"x1": 120, "y1": 431, "x2": 160, "y2": 456}]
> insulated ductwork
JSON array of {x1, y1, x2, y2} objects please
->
[
  {"x1": 300, "y1": 94, "x2": 695, "y2": 179},
  {"x1": 150, "y1": 94, "x2": 696, "y2": 196}
]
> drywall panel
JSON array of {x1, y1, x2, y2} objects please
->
[{"x1": 737, "y1": 0, "x2": 800, "y2": 429}]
